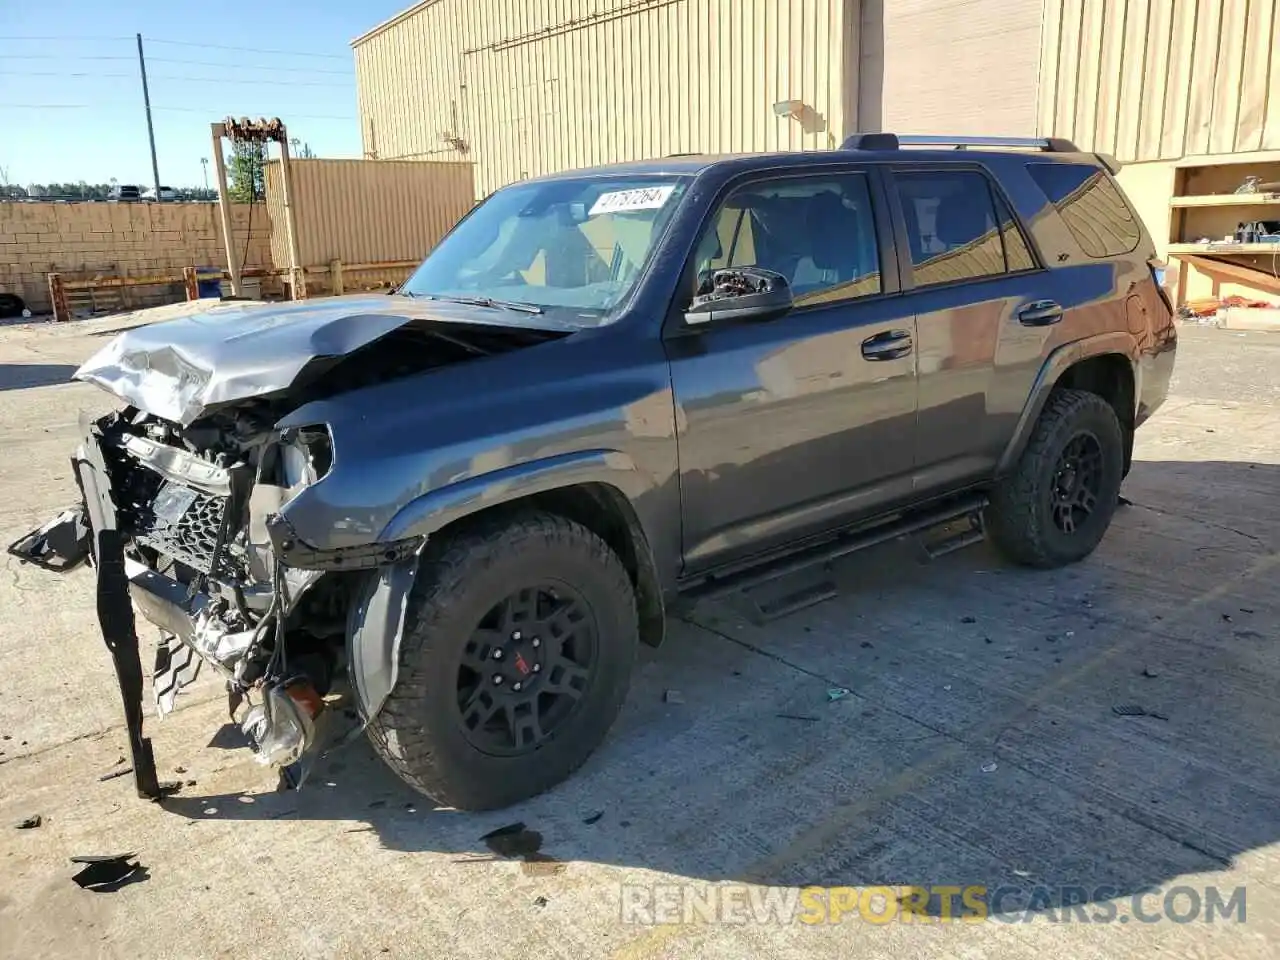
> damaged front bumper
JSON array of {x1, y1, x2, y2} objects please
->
[{"x1": 8, "y1": 414, "x2": 421, "y2": 799}]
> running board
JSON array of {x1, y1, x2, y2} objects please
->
[
  {"x1": 681, "y1": 495, "x2": 988, "y2": 601},
  {"x1": 921, "y1": 512, "x2": 986, "y2": 560}
]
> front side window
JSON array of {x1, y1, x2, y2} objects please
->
[
  {"x1": 402, "y1": 176, "x2": 690, "y2": 324},
  {"x1": 895, "y1": 170, "x2": 1017, "y2": 288},
  {"x1": 692, "y1": 173, "x2": 882, "y2": 307}
]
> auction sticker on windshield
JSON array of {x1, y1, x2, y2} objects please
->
[{"x1": 589, "y1": 185, "x2": 676, "y2": 216}]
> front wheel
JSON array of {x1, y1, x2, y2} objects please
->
[
  {"x1": 367, "y1": 510, "x2": 638, "y2": 810},
  {"x1": 987, "y1": 388, "x2": 1125, "y2": 568}
]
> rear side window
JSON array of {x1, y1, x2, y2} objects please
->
[
  {"x1": 1026, "y1": 162, "x2": 1141, "y2": 257},
  {"x1": 894, "y1": 171, "x2": 1031, "y2": 288}
]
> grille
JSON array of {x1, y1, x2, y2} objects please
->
[{"x1": 134, "y1": 488, "x2": 230, "y2": 576}]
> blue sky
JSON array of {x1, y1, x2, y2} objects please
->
[{"x1": 0, "y1": 0, "x2": 409, "y2": 188}]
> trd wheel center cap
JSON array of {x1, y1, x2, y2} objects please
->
[{"x1": 490, "y1": 632, "x2": 544, "y2": 692}]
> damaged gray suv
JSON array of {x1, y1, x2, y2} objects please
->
[{"x1": 12, "y1": 134, "x2": 1175, "y2": 809}]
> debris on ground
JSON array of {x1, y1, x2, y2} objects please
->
[
  {"x1": 1141, "y1": 667, "x2": 1160, "y2": 679},
  {"x1": 981, "y1": 761, "x2": 998, "y2": 773},
  {"x1": 582, "y1": 810, "x2": 604, "y2": 825},
  {"x1": 663, "y1": 689, "x2": 684, "y2": 704},
  {"x1": 860, "y1": 641, "x2": 873, "y2": 648},
  {"x1": 98, "y1": 766, "x2": 133, "y2": 782},
  {"x1": 1222, "y1": 613, "x2": 1233, "y2": 622},
  {"x1": 960, "y1": 616, "x2": 977, "y2": 624},
  {"x1": 481, "y1": 822, "x2": 541, "y2": 858},
  {"x1": 943, "y1": 684, "x2": 952, "y2": 691},
  {"x1": 15, "y1": 814, "x2": 42, "y2": 829},
  {"x1": 826, "y1": 687, "x2": 851, "y2": 702},
  {"x1": 533, "y1": 896, "x2": 550, "y2": 907},
  {"x1": 70, "y1": 853, "x2": 146, "y2": 892},
  {"x1": 1112, "y1": 704, "x2": 1169, "y2": 721},
  {"x1": 777, "y1": 713, "x2": 821, "y2": 722},
  {"x1": 1234, "y1": 629, "x2": 1264, "y2": 640}
]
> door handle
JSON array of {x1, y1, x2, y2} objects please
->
[
  {"x1": 1018, "y1": 300, "x2": 1063, "y2": 325},
  {"x1": 861, "y1": 329, "x2": 913, "y2": 361}
]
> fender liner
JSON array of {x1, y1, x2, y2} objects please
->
[
  {"x1": 996, "y1": 332, "x2": 1138, "y2": 477},
  {"x1": 346, "y1": 449, "x2": 660, "y2": 721}
]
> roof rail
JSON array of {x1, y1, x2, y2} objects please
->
[{"x1": 840, "y1": 133, "x2": 1080, "y2": 153}]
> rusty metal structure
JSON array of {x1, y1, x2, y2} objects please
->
[{"x1": 211, "y1": 116, "x2": 305, "y2": 300}]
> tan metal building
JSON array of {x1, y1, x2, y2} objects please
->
[{"x1": 354, "y1": 0, "x2": 1280, "y2": 300}]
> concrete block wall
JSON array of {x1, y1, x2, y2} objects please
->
[{"x1": 0, "y1": 201, "x2": 272, "y2": 314}]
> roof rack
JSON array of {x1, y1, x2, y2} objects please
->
[{"x1": 840, "y1": 133, "x2": 1080, "y2": 153}]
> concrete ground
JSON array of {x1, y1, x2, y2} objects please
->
[{"x1": 0, "y1": 320, "x2": 1276, "y2": 959}]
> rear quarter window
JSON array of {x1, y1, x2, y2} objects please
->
[{"x1": 1026, "y1": 162, "x2": 1141, "y2": 258}]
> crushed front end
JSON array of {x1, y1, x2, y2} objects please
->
[{"x1": 10, "y1": 404, "x2": 380, "y2": 797}]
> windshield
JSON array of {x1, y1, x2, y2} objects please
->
[{"x1": 400, "y1": 175, "x2": 690, "y2": 324}]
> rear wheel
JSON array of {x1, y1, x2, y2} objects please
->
[
  {"x1": 987, "y1": 388, "x2": 1125, "y2": 568},
  {"x1": 367, "y1": 511, "x2": 638, "y2": 810}
]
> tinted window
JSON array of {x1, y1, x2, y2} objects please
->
[
  {"x1": 1026, "y1": 162, "x2": 1141, "y2": 257},
  {"x1": 895, "y1": 171, "x2": 1012, "y2": 287},
  {"x1": 693, "y1": 173, "x2": 881, "y2": 307},
  {"x1": 993, "y1": 191, "x2": 1036, "y2": 272}
]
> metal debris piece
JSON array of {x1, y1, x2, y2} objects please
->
[
  {"x1": 533, "y1": 896, "x2": 550, "y2": 907},
  {"x1": 98, "y1": 766, "x2": 134, "y2": 782},
  {"x1": 1112, "y1": 704, "x2": 1169, "y2": 720},
  {"x1": 943, "y1": 684, "x2": 952, "y2": 691},
  {"x1": 70, "y1": 853, "x2": 145, "y2": 892},
  {"x1": 960, "y1": 616, "x2": 977, "y2": 624},
  {"x1": 16, "y1": 814, "x2": 42, "y2": 829},
  {"x1": 777, "y1": 713, "x2": 821, "y2": 722},
  {"x1": 860, "y1": 641, "x2": 873, "y2": 649},
  {"x1": 1222, "y1": 613, "x2": 1233, "y2": 623},
  {"x1": 1140, "y1": 667, "x2": 1159, "y2": 679},
  {"x1": 663, "y1": 689, "x2": 684, "y2": 704},
  {"x1": 582, "y1": 811, "x2": 604, "y2": 825},
  {"x1": 826, "y1": 687, "x2": 851, "y2": 702},
  {"x1": 980, "y1": 761, "x2": 998, "y2": 773}
]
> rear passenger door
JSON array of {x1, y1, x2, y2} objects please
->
[{"x1": 889, "y1": 166, "x2": 1042, "y2": 495}]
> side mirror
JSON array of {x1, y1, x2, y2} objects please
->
[{"x1": 683, "y1": 267, "x2": 793, "y2": 326}]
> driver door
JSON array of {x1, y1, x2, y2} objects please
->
[{"x1": 665, "y1": 168, "x2": 919, "y2": 573}]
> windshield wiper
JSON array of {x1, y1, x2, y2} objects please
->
[{"x1": 424, "y1": 294, "x2": 544, "y2": 315}]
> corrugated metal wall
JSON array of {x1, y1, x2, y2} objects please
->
[
  {"x1": 863, "y1": 0, "x2": 1042, "y2": 136},
  {"x1": 354, "y1": 0, "x2": 852, "y2": 196},
  {"x1": 264, "y1": 158, "x2": 474, "y2": 267},
  {"x1": 1039, "y1": 0, "x2": 1280, "y2": 161}
]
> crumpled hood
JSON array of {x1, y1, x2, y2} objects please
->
[{"x1": 74, "y1": 294, "x2": 572, "y2": 426}]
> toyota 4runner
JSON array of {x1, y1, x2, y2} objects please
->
[{"x1": 11, "y1": 133, "x2": 1176, "y2": 809}]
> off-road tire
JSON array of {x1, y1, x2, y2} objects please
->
[
  {"x1": 367, "y1": 510, "x2": 638, "y2": 810},
  {"x1": 987, "y1": 388, "x2": 1124, "y2": 569}
]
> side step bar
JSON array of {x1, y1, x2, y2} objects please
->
[{"x1": 681, "y1": 494, "x2": 988, "y2": 601}]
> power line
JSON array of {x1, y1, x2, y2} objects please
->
[
  {"x1": 0, "y1": 103, "x2": 355, "y2": 120},
  {"x1": 144, "y1": 38, "x2": 350, "y2": 59},
  {"x1": 0, "y1": 69, "x2": 352, "y2": 86},
  {"x1": 5, "y1": 54, "x2": 133, "y2": 61},
  {"x1": 1, "y1": 35, "x2": 350, "y2": 59},
  {"x1": 148, "y1": 57, "x2": 352, "y2": 74}
]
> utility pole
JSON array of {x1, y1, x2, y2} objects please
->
[
  {"x1": 136, "y1": 34, "x2": 161, "y2": 201},
  {"x1": 200, "y1": 157, "x2": 209, "y2": 193}
]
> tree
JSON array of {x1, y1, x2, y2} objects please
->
[{"x1": 228, "y1": 140, "x2": 267, "y2": 202}]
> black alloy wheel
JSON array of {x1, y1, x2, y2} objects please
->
[
  {"x1": 1049, "y1": 432, "x2": 1104, "y2": 535},
  {"x1": 456, "y1": 584, "x2": 598, "y2": 755}
]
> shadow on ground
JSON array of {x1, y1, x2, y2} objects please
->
[
  {"x1": 157, "y1": 458, "x2": 1278, "y2": 914},
  {"x1": 0, "y1": 363, "x2": 79, "y2": 392}
]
